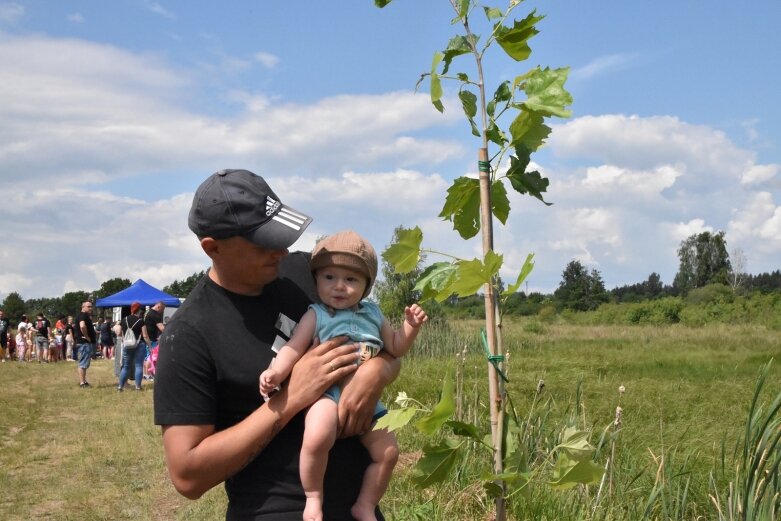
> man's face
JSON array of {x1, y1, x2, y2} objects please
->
[
  {"x1": 215, "y1": 236, "x2": 288, "y2": 292},
  {"x1": 0, "y1": 311, "x2": 5, "y2": 320}
]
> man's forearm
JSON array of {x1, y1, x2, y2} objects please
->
[{"x1": 163, "y1": 391, "x2": 298, "y2": 499}]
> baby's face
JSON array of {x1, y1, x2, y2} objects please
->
[{"x1": 315, "y1": 266, "x2": 367, "y2": 310}]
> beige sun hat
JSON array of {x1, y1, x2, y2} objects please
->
[{"x1": 310, "y1": 230, "x2": 378, "y2": 299}]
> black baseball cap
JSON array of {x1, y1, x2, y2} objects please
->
[{"x1": 188, "y1": 169, "x2": 312, "y2": 250}]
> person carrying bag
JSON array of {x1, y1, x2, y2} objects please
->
[{"x1": 117, "y1": 302, "x2": 147, "y2": 391}]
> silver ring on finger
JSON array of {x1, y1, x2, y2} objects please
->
[{"x1": 329, "y1": 361, "x2": 336, "y2": 373}]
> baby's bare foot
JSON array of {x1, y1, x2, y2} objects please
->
[
  {"x1": 350, "y1": 501, "x2": 378, "y2": 521},
  {"x1": 303, "y1": 497, "x2": 323, "y2": 521}
]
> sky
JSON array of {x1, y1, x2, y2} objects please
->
[{"x1": 1, "y1": 0, "x2": 780, "y2": 301}]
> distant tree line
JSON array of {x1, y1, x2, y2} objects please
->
[
  {"x1": 3, "y1": 230, "x2": 778, "y2": 322},
  {"x1": 420, "y1": 230, "x2": 780, "y2": 318}
]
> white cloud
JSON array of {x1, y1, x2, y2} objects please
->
[
  {"x1": 0, "y1": 2, "x2": 23, "y2": 23},
  {"x1": 146, "y1": 2, "x2": 176, "y2": 20},
  {"x1": 254, "y1": 51, "x2": 279, "y2": 69},
  {"x1": 550, "y1": 115, "x2": 754, "y2": 189},
  {"x1": 582, "y1": 164, "x2": 682, "y2": 195},
  {"x1": 67, "y1": 12, "x2": 84, "y2": 23},
  {"x1": 741, "y1": 163, "x2": 779, "y2": 186},
  {"x1": 571, "y1": 53, "x2": 637, "y2": 81},
  {"x1": 669, "y1": 219, "x2": 714, "y2": 242},
  {"x1": 729, "y1": 192, "x2": 781, "y2": 251},
  {"x1": 0, "y1": 30, "x2": 778, "y2": 300}
]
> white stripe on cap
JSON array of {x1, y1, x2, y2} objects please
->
[
  {"x1": 278, "y1": 207, "x2": 307, "y2": 224},
  {"x1": 272, "y1": 213, "x2": 303, "y2": 231}
]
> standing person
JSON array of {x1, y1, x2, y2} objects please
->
[
  {"x1": 15, "y1": 324, "x2": 28, "y2": 362},
  {"x1": 74, "y1": 301, "x2": 96, "y2": 388},
  {"x1": 118, "y1": 302, "x2": 146, "y2": 392},
  {"x1": 64, "y1": 316, "x2": 75, "y2": 361},
  {"x1": 259, "y1": 230, "x2": 427, "y2": 521},
  {"x1": 154, "y1": 169, "x2": 400, "y2": 520},
  {"x1": 0, "y1": 310, "x2": 9, "y2": 362},
  {"x1": 99, "y1": 317, "x2": 114, "y2": 360},
  {"x1": 17, "y1": 315, "x2": 31, "y2": 361},
  {"x1": 142, "y1": 301, "x2": 165, "y2": 380},
  {"x1": 34, "y1": 312, "x2": 52, "y2": 363}
]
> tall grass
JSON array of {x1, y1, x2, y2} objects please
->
[{"x1": 1, "y1": 321, "x2": 779, "y2": 520}]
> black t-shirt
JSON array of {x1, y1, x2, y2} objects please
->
[
  {"x1": 122, "y1": 314, "x2": 144, "y2": 337},
  {"x1": 99, "y1": 321, "x2": 113, "y2": 343},
  {"x1": 0, "y1": 318, "x2": 9, "y2": 341},
  {"x1": 154, "y1": 253, "x2": 381, "y2": 521},
  {"x1": 74, "y1": 312, "x2": 96, "y2": 343},
  {"x1": 144, "y1": 308, "x2": 164, "y2": 342},
  {"x1": 35, "y1": 317, "x2": 50, "y2": 338}
]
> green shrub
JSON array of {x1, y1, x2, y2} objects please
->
[{"x1": 686, "y1": 283, "x2": 733, "y2": 305}]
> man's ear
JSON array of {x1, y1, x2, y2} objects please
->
[{"x1": 200, "y1": 237, "x2": 219, "y2": 258}]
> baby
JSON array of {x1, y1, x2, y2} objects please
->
[{"x1": 260, "y1": 230, "x2": 427, "y2": 521}]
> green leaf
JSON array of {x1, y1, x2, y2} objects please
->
[
  {"x1": 483, "y1": 6, "x2": 503, "y2": 21},
  {"x1": 549, "y1": 453, "x2": 604, "y2": 490},
  {"x1": 503, "y1": 253, "x2": 535, "y2": 295},
  {"x1": 456, "y1": 72, "x2": 470, "y2": 82},
  {"x1": 484, "y1": 480, "x2": 504, "y2": 499},
  {"x1": 494, "y1": 10, "x2": 544, "y2": 61},
  {"x1": 457, "y1": 0, "x2": 470, "y2": 19},
  {"x1": 521, "y1": 66, "x2": 573, "y2": 118},
  {"x1": 507, "y1": 167, "x2": 551, "y2": 205},
  {"x1": 492, "y1": 180, "x2": 510, "y2": 225},
  {"x1": 487, "y1": 99, "x2": 496, "y2": 118},
  {"x1": 441, "y1": 35, "x2": 472, "y2": 75},
  {"x1": 374, "y1": 406, "x2": 417, "y2": 433},
  {"x1": 509, "y1": 110, "x2": 551, "y2": 152},
  {"x1": 484, "y1": 470, "x2": 532, "y2": 494},
  {"x1": 430, "y1": 52, "x2": 444, "y2": 113},
  {"x1": 448, "y1": 253, "x2": 503, "y2": 297},
  {"x1": 459, "y1": 89, "x2": 477, "y2": 119},
  {"x1": 411, "y1": 439, "x2": 461, "y2": 488},
  {"x1": 438, "y1": 176, "x2": 513, "y2": 238},
  {"x1": 374, "y1": 0, "x2": 393, "y2": 6},
  {"x1": 431, "y1": 74, "x2": 444, "y2": 113},
  {"x1": 557, "y1": 426, "x2": 595, "y2": 461},
  {"x1": 459, "y1": 89, "x2": 480, "y2": 136},
  {"x1": 493, "y1": 80, "x2": 512, "y2": 103},
  {"x1": 446, "y1": 420, "x2": 483, "y2": 442},
  {"x1": 414, "y1": 262, "x2": 458, "y2": 302},
  {"x1": 486, "y1": 121, "x2": 507, "y2": 146},
  {"x1": 416, "y1": 371, "x2": 455, "y2": 434},
  {"x1": 381, "y1": 226, "x2": 423, "y2": 273},
  {"x1": 439, "y1": 177, "x2": 481, "y2": 239}
]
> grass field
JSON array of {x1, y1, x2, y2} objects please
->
[{"x1": 1, "y1": 321, "x2": 779, "y2": 520}]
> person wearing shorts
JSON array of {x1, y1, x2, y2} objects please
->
[{"x1": 74, "y1": 301, "x2": 96, "y2": 387}]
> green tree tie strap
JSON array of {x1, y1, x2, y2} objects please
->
[
  {"x1": 481, "y1": 329, "x2": 509, "y2": 382},
  {"x1": 478, "y1": 160, "x2": 491, "y2": 173}
]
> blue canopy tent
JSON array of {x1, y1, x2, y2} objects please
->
[{"x1": 96, "y1": 279, "x2": 181, "y2": 308}]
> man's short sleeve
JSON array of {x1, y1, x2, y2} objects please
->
[{"x1": 154, "y1": 319, "x2": 217, "y2": 426}]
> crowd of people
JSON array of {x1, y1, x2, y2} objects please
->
[{"x1": 0, "y1": 302, "x2": 166, "y2": 390}]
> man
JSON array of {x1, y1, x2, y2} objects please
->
[
  {"x1": 34, "y1": 312, "x2": 52, "y2": 363},
  {"x1": 154, "y1": 169, "x2": 400, "y2": 520},
  {"x1": 74, "y1": 301, "x2": 96, "y2": 387},
  {"x1": 142, "y1": 301, "x2": 165, "y2": 380},
  {"x1": 0, "y1": 310, "x2": 9, "y2": 361}
]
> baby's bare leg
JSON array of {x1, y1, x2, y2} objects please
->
[
  {"x1": 301, "y1": 397, "x2": 339, "y2": 521},
  {"x1": 351, "y1": 428, "x2": 399, "y2": 521}
]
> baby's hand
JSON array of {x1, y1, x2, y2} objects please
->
[
  {"x1": 259, "y1": 369, "x2": 280, "y2": 395},
  {"x1": 404, "y1": 304, "x2": 428, "y2": 328}
]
